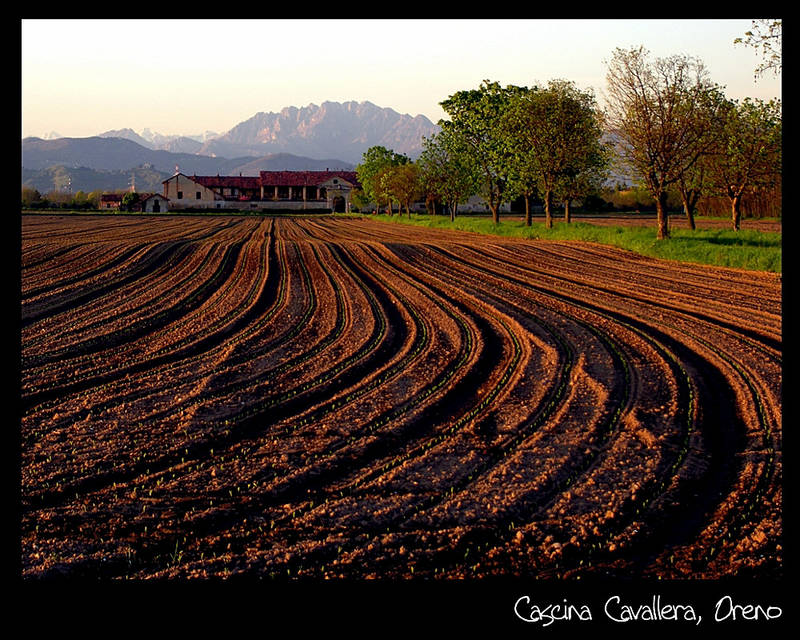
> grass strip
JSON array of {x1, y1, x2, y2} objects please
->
[{"x1": 362, "y1": 213, "x2": 781, "y2": 273}]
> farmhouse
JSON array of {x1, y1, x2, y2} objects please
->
[
  {"x1": 100, "y1": 193, "x2": 123, "y2": 210},
  {"x1": 139, "y1": 193, "x2": 170, "y2": 213},
  {"x1": 162, "y1": 170, "x2": 360, "y2": 212}
]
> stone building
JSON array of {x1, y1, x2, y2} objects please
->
[
  {"x1": 139, "y1": 193, "x2": 170, "y2": 213},
  {"x1": 162, "y1": 170, "x2": 360, "y2": 212}
]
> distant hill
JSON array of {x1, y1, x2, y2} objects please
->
[
  {"x1": 22, "y1": 165, "x2": 171, "y2": 194},
  {"x1": 21, "y1": 138, "x2": 356, "y2": 193},
  {"x1": 21, "y1": 136, "x2": 248, "y2": 175},
  {"x1": 231, "y1": 153, "x2": 354, "y2": 175},
  {"x1": 98, "y1": 128, "x2": 209, "y2": 154}
]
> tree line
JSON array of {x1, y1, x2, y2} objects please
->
[
  {"x1": 22, "y1": 187, "x2": 106, "y2": 210},
  {"x1": 355, "y1": 43, "x2": 781, "y2": 238}
]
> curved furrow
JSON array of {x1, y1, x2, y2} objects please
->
[
  {"x1": 471, "y1": 242, "x2": 782, "y2": 354},
  {"x1": 74, "y1": 231, "x2": 352, "y2": 438},
  {"x1": 22, "y1": 242, "x2": 201, "y2": 354},
  {"x1": 496, "y1": 247, "x2": 781, "y2": 359},
  {"x1": 22, "y1": 243, "x2": 127, "y2": 294},
  {"x1": 24, "y1": 218, "x2": 267, "y2": 362},
  {"x1": 21, "y1": 243, "x2": 178, "y2": 327},
  {"x1": 418, "y1": 243, "x2": 758, "y2": 570},
  {"x1": 20, "y1": 218, "x2": 246, "y2": 314},
  {"x1": 21, "y1": 229, "x2": 258, "y2": 408},
  {"x1": 286, "y1": 240, "x2": 752, "y2": 580},
  {"x1": 462, "y1": 280, "x2": 759, "y2": 579},
  {"x1": 19, "y1": 224, "x2": 367, "y2": 498},
  {"x1": 19, "y1": 220, "x2": 278, "y2": 446}
]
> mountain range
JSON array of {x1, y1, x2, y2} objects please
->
[{"x1": 22, "y1": 100, "x2": 440, "y2": 194}]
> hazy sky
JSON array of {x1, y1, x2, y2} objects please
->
[{"x1": 21, "y1": 18, "x2": 782, "y2": 139}]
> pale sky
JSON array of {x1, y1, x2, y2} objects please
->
[{"x1": 21, "y1": 18, "x2": 782, "y2": 140}]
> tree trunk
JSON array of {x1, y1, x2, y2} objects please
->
[
  {"x1": 491, "y1": 204, "x2": 499, "y2": 224},
  {"x1": 544, "y1": 190, "x2": 553, "y2": 229},
  {"x1": 525, "y1": 195, "x2": 531, "y2": 226},
  {"x1": 656, "y1": 191, "x2": 670, "y2": 239},
  {"x1": 680, "y1": 189, "x2": 698, "y2": 230},
  {"x1": 682, "y1": 199, "x2": 696, "y2": 230},
  {"x1": 564, "y1": 199, "x2": 571, "y2": 224},
  {"x1": 450, "y1": 200, "x2": 455, "y2": 223},
  {"x1": 731, "y1": 193, "x2": 742, "y2": 231}
]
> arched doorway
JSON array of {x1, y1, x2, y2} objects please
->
[{"x1": 332, "y1": 195, "x2": 346, "y2": 213}]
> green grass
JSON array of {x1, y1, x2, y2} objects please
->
[{"x1": 361, "y1": 213, "x2": 781, "y2": 273}]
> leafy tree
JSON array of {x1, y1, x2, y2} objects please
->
[
  {"x1": 554, "y1": 159, "x2": 609, "y2": 224},
  {"x1": 121, "y1": 192, "x2": 140, "y2": 212},
  {"x1": 349, "y1": 188, "x2": 370, "y2": 213},
  {"x1": 671, "y1": 86, "x2": 728, "y2": 230},
  {"x1": 504, "y1": 80, "x2": 609, "y2": 227},
  {"x1": 380, "y1": 163, "x2": 421, "y2": 218},
  {"x1": 417, "y1": 129, "x2": 481, "y2": 222},
  {"x1": 675, "y1": 153, "x2": 712, "y2": 230},
  {"x1": 735, "y1": 19, "x2": 782, "y2": 79},
  {"x1": 604, "y1": 47, "x2": 723, "y2": 239},
  {"x1": 356, "y1": 146, "x2": 410, "y2": 214},
  {"x1": 706, "y1": 97, "x2": 781, "y2": 231},
  {"x1": 21, "y1": 187, "x2": 42, "y2": 207},
  {"x1": 87, "y1": 190, "x2": 103, "y2": 209},
  {"x1": 439, "y1": 80, "x2": 524, "y2": 224}
]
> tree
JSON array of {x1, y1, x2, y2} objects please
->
[
  {"x1": 555, "y1": 160, "x2": 609, "y2": 224},
  {"x1": 439, "y1": 80, "x2": 524, "y2": 224},
  {"x1": 356, "y1": 146, "x2": 410, "y2": 214},
  {"x1": 735, "y1": 19, "x2": 782, "y2": 79},
  {"x1": 87, "y1": 190, "x2": 103, "y2": 209},
  {"x1": 673, "y1": 86, "x2": 728, "y2": 230},
  {"x1": 417, "y1": 129, "x2": 481, "y2": 222},
  {"x1": 675, "y1": 153, "x2": 711, "y2": 230},
  {"x1": 21, "y1": 187, "x2": 42, "y2": 207},
  {"x1": 349, "y1": 188, "x2": 371, "y2": 213},
  {"x1": 604, "y1": 47, "x2": 723, "y2": 239},
  {"x1": 706, "y1": 97, "x2": 781, "y2": 231},
  {"x1": 381, "y1": 163, "x2": 421, "y2": 218},
  {"x1": 505, "y1": 80, "x2": 609, "y2": 227},
  {"x1": 121, "y1": 192, "x2": 140, "y2": 212}
]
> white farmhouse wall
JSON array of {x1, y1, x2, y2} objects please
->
[{"x1": 163, "y1": 174, "x2": 223, "y2": 209}]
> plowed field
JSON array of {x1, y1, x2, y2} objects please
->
[{"x1": 21, "y1": 215, "x2": 782, "y2": 580}]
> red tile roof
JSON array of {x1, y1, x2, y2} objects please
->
[
  {"x1": 162, "y1": 171, "x2": 360, "y2": 192},
  {"x1": 259, "y1": 170, "x2": 359, "y2": 187},
  {"x1": 193, "y1": 175, "x2": 261, "y2": 189}
]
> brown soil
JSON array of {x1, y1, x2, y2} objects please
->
[{"x1": 20, "y1": 215, "x2": 781, "y2": 580}]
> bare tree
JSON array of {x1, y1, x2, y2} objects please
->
[{"x1": 604, "y1": 47, "x2": 722, "y2": 239}]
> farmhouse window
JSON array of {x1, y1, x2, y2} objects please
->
[
  {"x1": 177, "y1": 191, "x2": 183, "y2": 199},
  {"x1": 196, "y1": 192, "x2": 202, "y2": 199}
]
